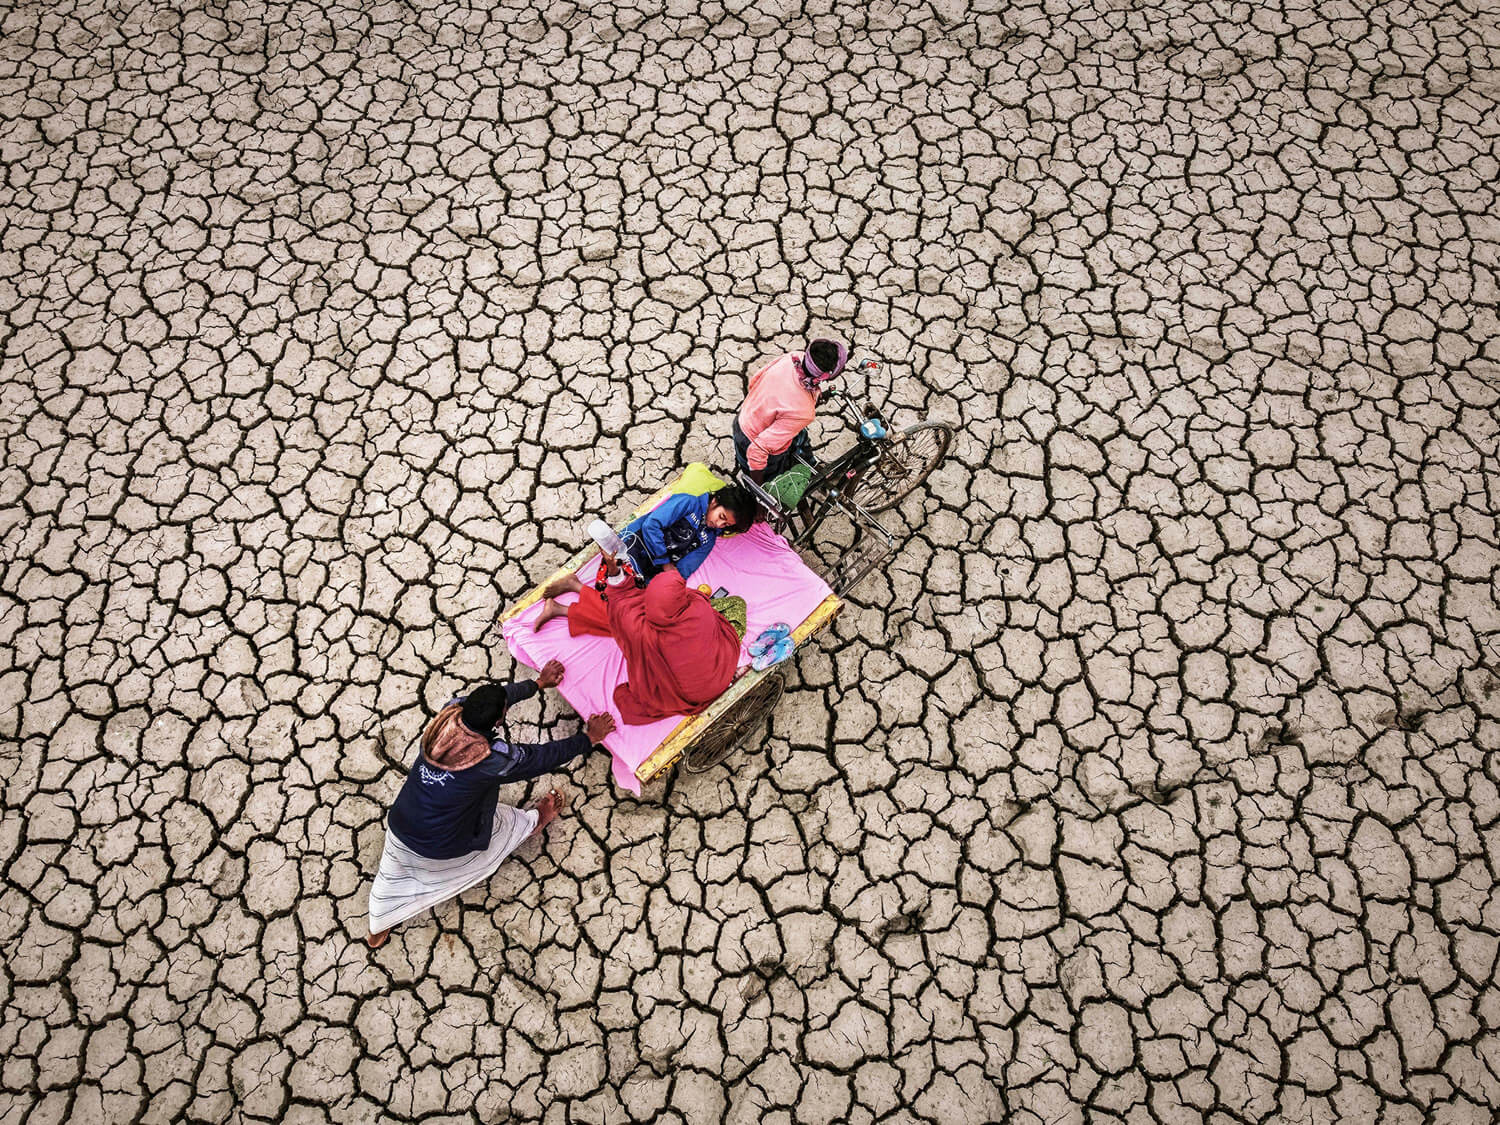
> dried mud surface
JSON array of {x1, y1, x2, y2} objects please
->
[{"x1": 2, "y1": 1, "x2": 1499, "y2": 1122}]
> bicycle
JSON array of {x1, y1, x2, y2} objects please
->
[{"x1": 734, "y1": 358, "x2": 955, "y2": 595}]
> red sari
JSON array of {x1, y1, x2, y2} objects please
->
[{"x1": 567, "y1": 570, "x2": 740, "y2": 725}]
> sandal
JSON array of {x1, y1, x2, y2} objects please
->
[
  {"x1": 748, "y1": 623, "x2": 792, "y2": 657},
  {"x1": 752, "y1": 636, "x2": 795, "y2": 671}
]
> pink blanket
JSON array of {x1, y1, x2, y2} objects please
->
[{"x1": 502, "y1": 522, "x2": 832, "y2": 792}]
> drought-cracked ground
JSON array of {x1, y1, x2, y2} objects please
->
[{"x1": 2, "y1": 0, "x2": 1500, "y2": 1122}]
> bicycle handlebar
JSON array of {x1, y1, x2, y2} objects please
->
[{"x1": 825, "y1": 362, "x2": 888, "y2": 435}]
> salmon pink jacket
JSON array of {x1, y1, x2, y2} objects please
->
[{"x1": 736, "y1": 353, "x2": 818, "y2": 472}]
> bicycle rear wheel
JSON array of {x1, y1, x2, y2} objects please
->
[{"x1": 850, "y1": 421, "x2": 954, "y2": 513}]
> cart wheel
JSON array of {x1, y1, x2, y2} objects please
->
[
  {"x1": 851, "y1": 421, "x2": 954, "y2": 513},
  {"x1": 683, "y1": 671, "x2": 785, "y2": 773}
]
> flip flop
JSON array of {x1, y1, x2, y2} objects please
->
[
  {"x1": 748, "y1": 623, "x2": 792, "y2": 657},
  {"x1": 752, "y1": 636, "x2": 795, "y2": 671}
]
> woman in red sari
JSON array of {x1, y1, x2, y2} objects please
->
[{"x1": 533, "y1": 564, "x2": 742, "y2": 725}]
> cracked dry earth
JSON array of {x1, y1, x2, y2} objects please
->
[{"x1": 3, "y1": 0, "x2": 1500, "y2": 1122}]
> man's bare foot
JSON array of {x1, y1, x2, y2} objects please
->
[
  {"x1": 542, "y1": 573, "x2": 584, "y2": 599},
  {"x1": 533, "y1": 597, "x2": 568, "y2": 631},
  {"x1": 366, "y1": 928, "x2": 391, "y2": 949},
  {"x1": 528, "y1": 789, "x2": 567, "y2": 836}
]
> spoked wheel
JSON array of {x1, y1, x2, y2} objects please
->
[
  {"x1": 683, "y1": 671, "x2": 785, "y2": 772},
  {"x1": 850, "y1": 421, "x2": 954, "y2": 513}
]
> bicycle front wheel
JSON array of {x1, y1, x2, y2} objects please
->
[{"x1": 850, "y1": 421, "x2": 954, "y2": 513}]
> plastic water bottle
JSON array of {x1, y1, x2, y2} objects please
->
[{"x1": 587, "y1": 519, "x2": 626, "y2": 557}]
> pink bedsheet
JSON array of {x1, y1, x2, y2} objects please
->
[{"x1": 502, "y1": 522, "x2": 832, "y2": 793}]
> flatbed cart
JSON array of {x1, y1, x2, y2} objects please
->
[
  {"x1": 496, "y1": 465, "x2": 845, "y2": 785},
  {"x1": 495, "y1": 363, "x2": 952, "y2": 787}
]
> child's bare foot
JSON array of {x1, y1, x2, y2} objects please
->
[
  {"x1": 366, "y1": 928, "x2": 391, "y2": 949},
  {"x1": 542, "y1": 573, "x2": 584, "y2": 599},
  {"x1": 529, "y1": 788, "x2": 567, "y2": 836},
  {"x1": 533, "y1": 597, "x2": 568, "y2": 631}
]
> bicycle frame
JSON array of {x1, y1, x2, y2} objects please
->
[{"x1": 735, "y1": 372, "x2": 899, "y2": 594}]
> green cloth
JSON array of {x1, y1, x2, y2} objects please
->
[
  {"x1": 711, "y1": 595, "x2": 748, "y2": 639},
  {"x1": 764, "y1": 464, "x2": 812, "y2": 508}
]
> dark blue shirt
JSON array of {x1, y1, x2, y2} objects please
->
[
  {"x1": 621, "y1": 492, "x2": 719, "y2": 581},
  {"x1": 387, "y1": 681, "x2": 592, "y2": 860}
]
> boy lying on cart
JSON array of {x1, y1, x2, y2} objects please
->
[{"x1": 615, "y1": 482, "x2": 757, "y2": 582}]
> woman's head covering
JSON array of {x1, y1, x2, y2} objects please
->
[
  {"x1": 645, "y1": 571, "x2": 695, "y2": 627},
  {"x1": 799, "y1": 338, "x2": 848, "y2": 391},
  {"x1": 609, "y1": 570, "x2": 743, "y2": 725}
]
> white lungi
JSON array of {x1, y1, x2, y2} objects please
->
[{"x1": 367, "y1": 804, "x2": 538, "y2": 934}]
